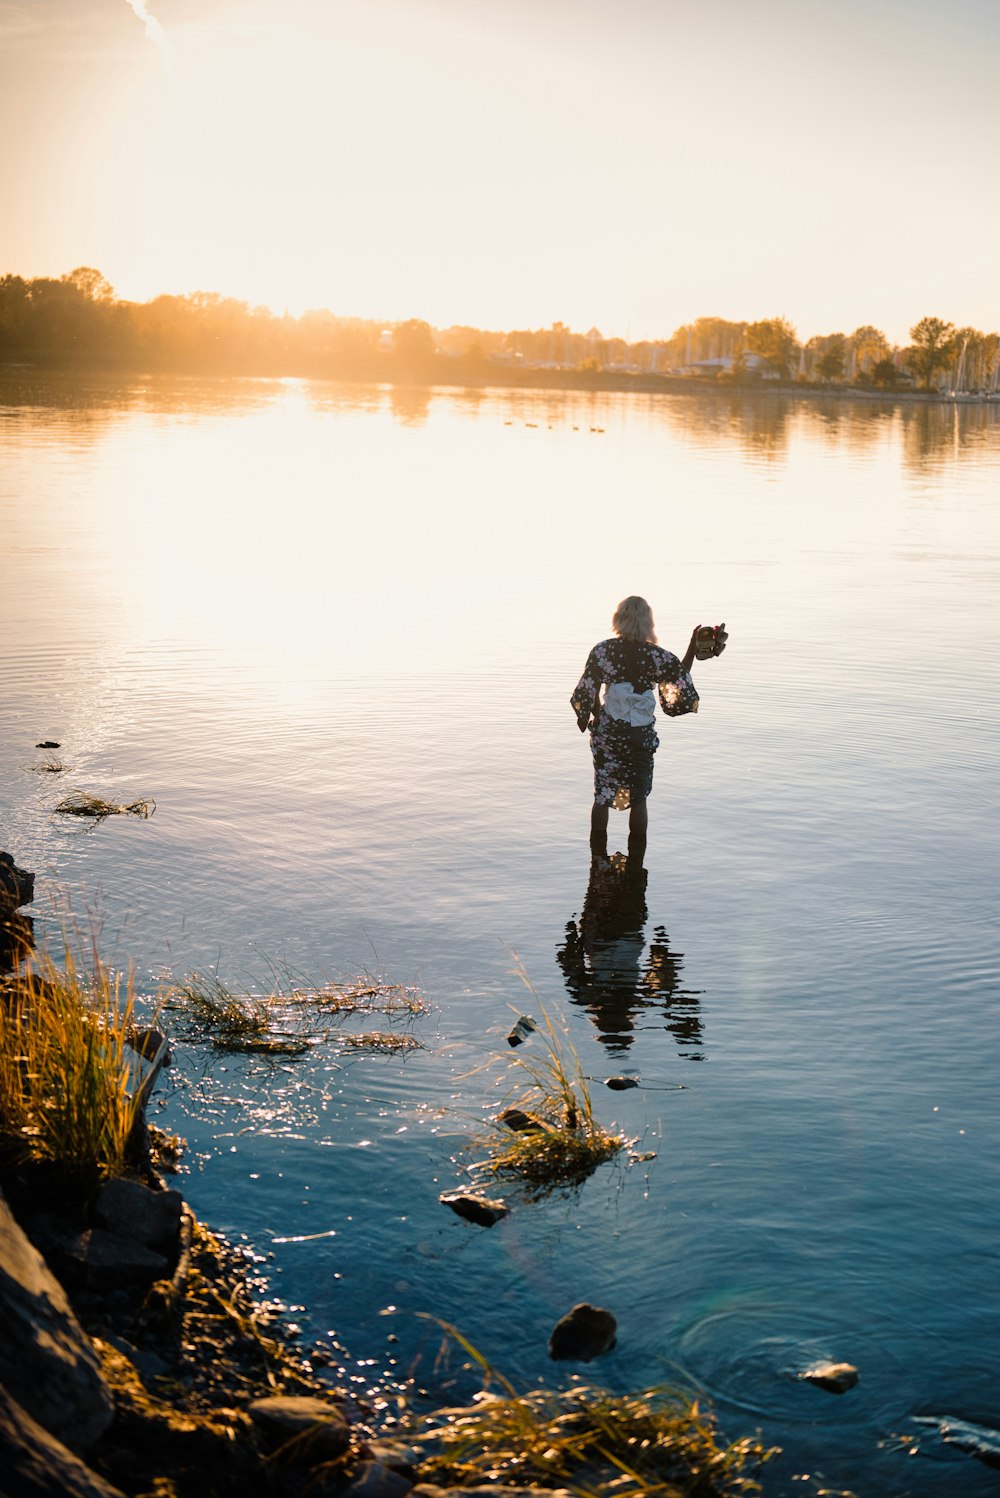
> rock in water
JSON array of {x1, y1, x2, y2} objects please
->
[
  {"x1": 128, "y1": 1027, "x2": 171, "y2": 1064},
  {"x1": 507, "y1": 1015, "x2": 537, "y2": 1046},
  {"x1": 439, "y1": 1193, "x2": 509, "y2": 1227},
  {"x1": 799, "y1": 1360, "x2": 859, "y2": 1393},
  {"x1": 548, "y1": 1303, "x2": 617, "y2": 1362},
  {"x1": 498, "y1": 1107, "x2": 543, "y2": 1132},
  {"x1": 0, "y1": 1193, "x2": 114, "y2": 1451},
  {"x1": 604, "y1": 1076, "x2": 638, "y2": 1090}
]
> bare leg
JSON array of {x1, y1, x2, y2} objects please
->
[
  {"x1": 590, "y1": 800, "x2": 609, "y2": 836},
  {"x1": 629, "y1": 797, "x2": 648, "y2": 837}
]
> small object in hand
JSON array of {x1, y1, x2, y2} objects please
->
[
  {"x1": 694, "y1": 622, "x2": 728, "y2": 660},
  {"x1": 507, "y1": 1014, "x2": 537, "y2": 1047}
]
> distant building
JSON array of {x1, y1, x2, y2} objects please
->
[{"x1": 681, "y1": 353, "x2": 768, "y2": 376}]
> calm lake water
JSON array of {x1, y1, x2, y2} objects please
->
[{"x1": 2, "y1": 371, "x2": 999, "y2": 1496}]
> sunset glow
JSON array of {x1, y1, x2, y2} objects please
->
[{"x1": 3, "y1": 0, "x2": 1000, "y2": 342}]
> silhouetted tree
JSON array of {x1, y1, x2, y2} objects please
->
[
  {"x1": 745, "y1": 316, "x2": 799, "y2": 378},
  {"x1": 392, "y1": 318, "x2": 435, "y2": 367},
  {"x1": 870, "y1": 357, "x2": 901, "y2": 388},
  {"x1": 907, "y1": 316, "x2": 956, "y2": 390}
]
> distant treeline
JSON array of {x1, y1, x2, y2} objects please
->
[{"x1": 2, "y1": 269, "x2": 998, "y2": 395}]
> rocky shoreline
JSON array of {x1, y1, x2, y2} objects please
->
[{"x1": 1, "y1": 849, "x2": 777, "y2": 1498}]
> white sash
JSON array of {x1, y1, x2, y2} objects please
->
[{"x1": 603, "y1": 682, "x2": 655, "y2": 727}]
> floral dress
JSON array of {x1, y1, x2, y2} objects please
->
[{"x1": 571, "y1": 638, "x2": 698, "y2": 809}]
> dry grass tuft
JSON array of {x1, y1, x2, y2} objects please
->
[
  {"x1": 412, "y1": 1326, "x2": 775, "y2": 1496},
  {"x1": 0, "y1": 948, "x2": 142, "y2": 1183},
  {"x1": 55, "y1": 790, "x2": 155, "y2": 821},
  {"x1": 29, "y1": 754, "x2": 66, "y2": 774},
  {"x1": 472, "y1": 1004, "x2": 629, "y2": 1195}
]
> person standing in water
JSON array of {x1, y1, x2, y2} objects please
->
[{"x1": 571, "y1": 596, "x2": 703, "y2": 841}]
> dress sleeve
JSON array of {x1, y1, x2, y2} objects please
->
[
  {"x1": 656, "y1": 650, "x2": 699, "y2": 718},
  {"x1": 571, "y1": 648, "x2": 602, "y2": 732}
]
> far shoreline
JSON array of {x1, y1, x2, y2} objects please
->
[{"x1": 3, "y1": 355, "x2": 998, "y2": 409}]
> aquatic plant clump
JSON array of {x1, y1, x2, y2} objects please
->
[
  {"x1": 474, "y1": 1006, "x2": 629, "y2": 1194},
  {"x1": 416, "y1": 1381, "x2": 776, "y2": 1496},
  {"x1": 166, "y1": 974, "x2": 295, "y2": 1052},
  {"x1": 166, "y1": 970, "x2": 428, "y2": 1055},
  {"x1": 341, "y1": 1030, "x2": 425, "y2": 1053},
  {"x1": 300, "y1": 980, "x2": 428, "y2": 1016},
  {"x1": 0, "y1": 952, "x2": 142, "y2": 1182},
  {"x1": 55, "y1": 790, "x2": 155, "y2": 821}
]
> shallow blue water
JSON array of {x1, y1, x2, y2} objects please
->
[{"x1": 2, "y1": 372, "x2": 999, "y2": 1495}]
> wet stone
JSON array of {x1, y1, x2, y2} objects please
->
[
  {"x1": 128, "y1": 1027, "x2": 172, "y2": 1064},
  {"x1": 799, "y1": 1360, "x2": 859, "y2": 1393},
  {"x1": 439, "y1": 1193, "x2": 509, "y2": 1227},
  {"x1": 548, "y1": 1303, "x2": 617, "y2": 1362},
  {"x1": 498, "y1": 1108, "x2": 542, "y2": 1133}
]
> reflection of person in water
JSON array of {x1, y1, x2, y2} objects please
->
[{"x1": 557, "y1": 839, "x2": 703, "y2": 1057}]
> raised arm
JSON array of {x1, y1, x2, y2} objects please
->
[
  {"x1": 657, "y1": 639, "x2": 699, "y2": 718},
  {"x1": 680, "y1": 625, "x2": 700, "y2": 675}
]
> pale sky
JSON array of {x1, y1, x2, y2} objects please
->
[{"x1": 2, "y1": 0, "x2": 999, "y2": 343}]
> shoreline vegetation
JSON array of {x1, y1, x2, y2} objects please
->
[
  {"x1": 2, "y1": 269, "x2": 998, "y2": 408},
  {"x1": 0, "y1": 891, "x2": 777, "y2": 1498}
]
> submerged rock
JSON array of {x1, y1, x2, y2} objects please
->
[
  {"x1": 548, "y1": 1303, "x2": 617, "y2": 1362},
  {"x1": 798, "y1": 1360, "x2": 859, "y2": 1393},
  {"x1": 439, "y1": 1193, "x2": 509, "y2": 1227},
  {"x1": 913, "y1": 1415, "x2": 1000, "y2": 1468},
  {"x1": 248, "y1": 1394, "x2": 351, "y2": 1463},
  {"x1": 0, "y1": 1193, "x2": 114, "y2": 1452},
  {"x1": 604, "y1": 1076, "x2": 639, "y2": 1090}
]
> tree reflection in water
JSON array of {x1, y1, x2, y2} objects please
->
[{"x1": 557, "y1": 838, "x2": 703, "y2": 1058}]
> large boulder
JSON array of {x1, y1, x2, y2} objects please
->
[
  {"x1": 61, "y1": 1227, "x2": 170, "y2": 1291},
  {"x1": 0, "y1": 1193, "x2": 114, "y2": 1451},
  {"x1": 0, "y1": 1385, "x2": 126, "y2": 1498},
  {"x1": 0, "y1": 851, "x2": 34, "y2": 912},
  {"x1": 94, "y1": 1179, "x2": 183, "y2": 1255}
]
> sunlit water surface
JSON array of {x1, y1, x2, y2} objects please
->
[{"x1": 2, "y1": 373, "x2": 999, "y2": 1497}]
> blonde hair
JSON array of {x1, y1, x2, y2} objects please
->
[{"x1": 612, "y1": 595, "x2": 657, "y2": 644}]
